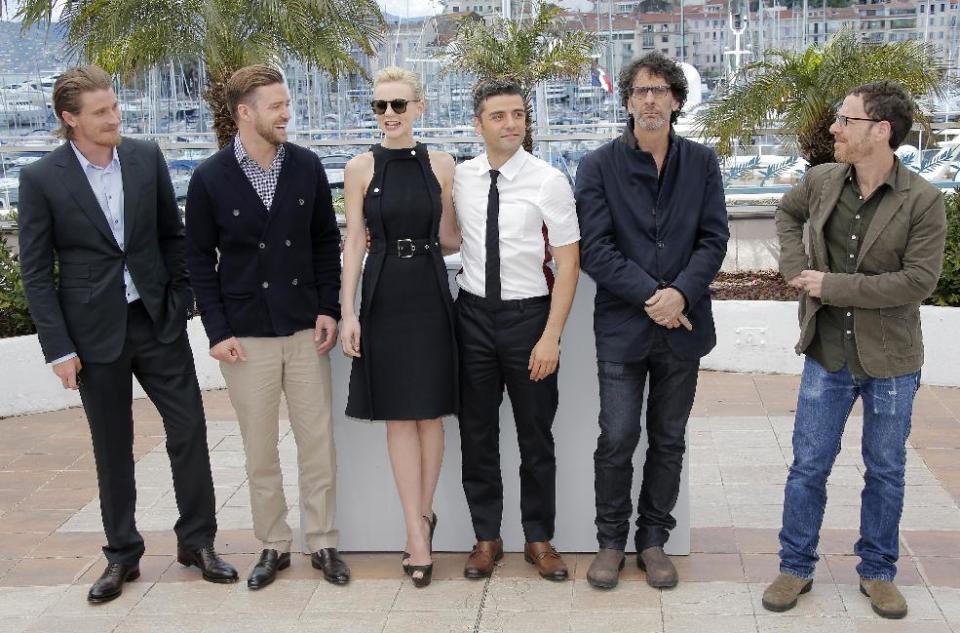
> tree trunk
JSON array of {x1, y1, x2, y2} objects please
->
[
  {"x1": 523, "y1": 95, "x2": 534, "y2": 154},
  {"x1": 799, "y1": 115, "x2": 836, "y2": 167},
  {"x1": 203, "y1": 67, "x2": 238, "y2": 149}
]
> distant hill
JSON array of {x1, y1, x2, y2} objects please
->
[{"x1": 0, "y1": 21, "x2": 69, "y2": 75}]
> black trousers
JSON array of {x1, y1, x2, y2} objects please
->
[
  {"x1": 456, "y1": 291, "x2": 558, "y2": 543},
  {"x1": 77, "y1": 300, "x2": 217, "y2": 564},
  {"x1": 594, "y1": 330, "x2": 700, "y2": 551}
]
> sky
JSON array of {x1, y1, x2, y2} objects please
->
[{"x1": 378, "y1": 0, "x2": 593, "y2": 18}]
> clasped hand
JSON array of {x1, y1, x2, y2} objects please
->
[{"x1": 645, "y1": 288, "x2": 692, "y2": 331}]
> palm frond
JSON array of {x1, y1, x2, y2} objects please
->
[{"x1": 695, "y1": 27, "x2": 950, "y2": 165}]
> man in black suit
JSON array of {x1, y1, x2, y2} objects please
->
[
  {"x1": 575, "y1": 52, "x2": 729, "y2": 590},
  {"x1": 185, "y1": 65, "x2": 349, "y2": 589},
  {"x1": 18, "y1": 65, "x2": 237, "y2": 604}
]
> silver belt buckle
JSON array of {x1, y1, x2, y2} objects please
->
[{"x1": 396, "y1": 239, "x2": 416, "y2": 258}]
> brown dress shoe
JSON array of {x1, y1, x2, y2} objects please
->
[
  {"x1": 464, "y1": 538, "x2": 503, "y2": 579},
  {"x1": 524, "y1": 541, "x2": 568, "y2": 581}
]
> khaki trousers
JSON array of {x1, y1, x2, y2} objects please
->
[{"x1": 220, "y1": 329, "x2": 338, "y2": 553}]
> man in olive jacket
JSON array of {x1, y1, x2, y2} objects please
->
[{"x1": 763, "y1": 81, "x2": 946, "y2": 620}]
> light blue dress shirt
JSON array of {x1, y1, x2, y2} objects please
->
[{"x1": 70, "y1": 141, "x2": 139, "y2": 303}]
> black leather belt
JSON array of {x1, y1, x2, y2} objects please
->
[
  {"x1": 371, "y1": 238, "x2": 438, "y2": 258},
  {"x1": 457, "y1": 290, "x2": 549, "y2": 310}
]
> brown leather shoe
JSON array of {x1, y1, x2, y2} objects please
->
[
  {"x1": 524, "y1": 541, "x2": 569, "y2": 581},
  {"x1": 464, "y1": 538, "x2": 503, "y2": 579}
]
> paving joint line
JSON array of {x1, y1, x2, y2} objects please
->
[{"x1": 471, "y1": 569, "x2": 495, "y2": 633}]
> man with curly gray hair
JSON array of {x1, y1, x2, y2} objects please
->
[{"x1": 575, "y1": 52, "x2": 729, "y2": 590}]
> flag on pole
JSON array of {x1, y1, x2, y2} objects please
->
[{"x1": 591, "y1": 65, "x2": 613, "y2": 94}]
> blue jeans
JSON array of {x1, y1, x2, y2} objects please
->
[
  {"x1": 779, "y1": 356, "x2": 919, "y2": 581},
  {"x1": 594, "y1": 332, "x2": 700, "y2": 551}
]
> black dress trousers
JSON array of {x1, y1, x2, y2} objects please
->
[
  {"x1": 456, "y1": 292, "x2": 558, "y2": 543},
  {"x1": 78, "y1": 301, "x2": 217, "y2": 564}
]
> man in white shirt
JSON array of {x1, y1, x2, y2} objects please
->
[{"x1": 454, "y1": 78, "x2": 581, "y2": 581}]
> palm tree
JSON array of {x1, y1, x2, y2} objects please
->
[
  {"x1": 17, "y1": 0, "x2": 386, "y2": 147},
  {"x1": 442, "y1": 0, "x2": 599, "y2": 152},
  {"x1": 694, "y1": 28, "x2": 950, "y2": 166}
]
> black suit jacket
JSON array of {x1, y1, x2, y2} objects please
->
[
  {"x1": 575, "y1": 127, "x2": 729, "y2": 362},
  {"x1": 184, "y1": 140, "x2": 341, "y2": 347},
  {"x1": 18, "y1": 138, "x2": 192, "y2": 364}
]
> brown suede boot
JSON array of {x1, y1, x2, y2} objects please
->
[
  {"x1": 637, "y1": 546, "x2": 678, "y2": 588},
  {"x1": 860, "y1": 579, "x2": 908, "y2": 619},
  {"x1": 762, "y1": 573, "x2": 813, "y2": 612},
  {"x1": 586, "y1": 548, "x2": 625, "y2": 590}
]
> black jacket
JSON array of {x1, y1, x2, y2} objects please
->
[
  {"x1": 18, "y1": 138, "x2": 192, "y2": 363},
  {"x1": 185, "y1": 141, "x2": 341, "y2": 347},
  {"x1": 575, "y1": 125, "x2": 729, "y2": 362}
]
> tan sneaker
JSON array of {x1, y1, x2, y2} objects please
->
[
  {"x1": 761, "y1": 573, "x2": 813, "y2": 612},
  {"x1": 860, "y1": 578, "x2": 908, "y2": 619}
]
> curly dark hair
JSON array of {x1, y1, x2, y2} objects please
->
[
  {"x1": 848, "y1": 81, "x2": 916, "y2": 149},
  {"x1": 618, "y1": 52, "x2": 687, "y2": 125},
  {"x1": 472, "y1": 78, "x2": 524, "y2": 117}
]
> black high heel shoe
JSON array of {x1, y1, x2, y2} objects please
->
[
  {"x1": 409, "y1": 514, "x2": 435, "y2": 588},
  {"x1": 402, "y1": 512, "x2": 437, "y2": 576},
  {"x1": 409, "y1": 562, "x2": 434, "y2": 588}
]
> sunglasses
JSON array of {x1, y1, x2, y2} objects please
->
[{"x1": 370, "y1": 98, "x2": 420, "y2": 115}]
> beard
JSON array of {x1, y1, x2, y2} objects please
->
[
  {"x1": 94, "y1": 127, "x2": 121, "y2": 147},
  {"x1": 635, "y1": 112, "x2": 668, "y2": 131},
  {"x1": 834, "y1": 137, "x2": 867, "y2": 163},
  {"x1": 253, "y1": 115, "x2": 286, "y2": 146}
]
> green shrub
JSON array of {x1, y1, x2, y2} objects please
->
[
  {"x1": 930, "y1": 189, "x2": 960, "y2": 307},
  {"x1": 0, "y1": 234, "x2": 36, "y2": 337}
]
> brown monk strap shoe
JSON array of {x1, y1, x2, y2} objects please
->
[
  {"x1": 762, "y1": 573, "x2": 813, "y2": 612},
  {"x1": 860, "y1": 578, "x2": 908, "y2": 619},
  {"x1": 464, "y1": 538, "x2": 503, "y2": 579},
  {"x1": 524, "y1": 541, "x2": 568, "y2": 581}
]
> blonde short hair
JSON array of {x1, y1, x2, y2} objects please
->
[
  {"x1": 53, "y1": 66, "x2": 113, "y2": 140},
  {"x1": 373, "y1": 66, "x2": 424, "y2": 101}
]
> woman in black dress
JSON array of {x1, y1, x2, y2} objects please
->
[{"x1": 340, "y1": 67, "x2": 459, "y2": 588}]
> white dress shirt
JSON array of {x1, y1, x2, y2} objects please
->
[
  {"x1": 454, "y1": 148, "x2": 580, "y2": 300},
  {"x1": 53, "y1": 143, "x2": 137, "y2": 366}
]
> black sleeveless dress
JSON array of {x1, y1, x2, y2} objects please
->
[{"x1": 345, "y1": 143, "x2": 457, "y2": 421}]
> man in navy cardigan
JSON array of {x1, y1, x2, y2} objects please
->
[
  {"x1": 575, "y1": 52, "x2": 729, "y2": 590},
  {"x1": 185, "y1": 65, "x2": 349, "y2": 589}
]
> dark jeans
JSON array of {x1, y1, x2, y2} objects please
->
[
  {"x1": 78, "y1": 300, "x2": 217, "y2": 564},
  {"x1": 594, "y1": 332, "x2": 700, "y2": 551},
  {"x1": 457, "y1": 292, "x2": 558, "y2": 543},
  {"x1": 779, "y1": 357, "x2": 919, "y2": 581}
]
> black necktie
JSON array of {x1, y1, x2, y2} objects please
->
[{"x1": 485, "y1": 169, "x2": 502, "y2": 309}]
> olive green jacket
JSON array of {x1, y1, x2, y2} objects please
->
[{"x1": 775, "y1": 160, "x2": 946, "y2": 378}]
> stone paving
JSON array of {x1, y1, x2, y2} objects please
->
[{"x1": 0, "y1": 371, "x2": 959, "y2": 632}]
